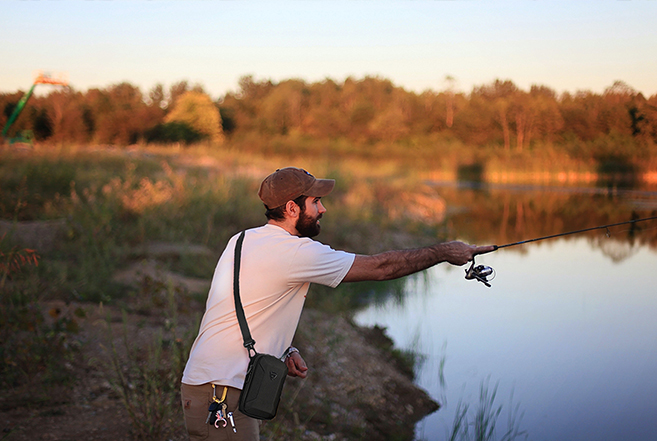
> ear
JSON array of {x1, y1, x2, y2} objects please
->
[{"x1": 284, "y1": 200, "x2": 300, "y2": 219}]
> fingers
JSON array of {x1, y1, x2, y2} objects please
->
[
  {"x1": 286, "y1": 353, "x2": 308, "y2": 378},
  {"x1": 294, "y1": 356, "x2": 308, "y2": 378},
  {"x1": 473, "y1": 245, "x2": 498, "y2": 256},
  {"x1": 290, "y1": 362, "x2": 308, "y2": 378},
  {"x1": 455, "y1": 243, "x2": 497, "y2": 265}
]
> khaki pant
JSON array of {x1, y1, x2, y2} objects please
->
[{"x1": 181, "y1": 383, "x2": 259, "y2": 441}]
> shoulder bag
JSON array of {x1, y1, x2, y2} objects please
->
[{"x1": 233, "y1": 231, "x2": 288, "y2": 420}]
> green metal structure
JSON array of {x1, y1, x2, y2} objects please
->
[{"x1": 2, "y1": 73, "x2": 68, "y2": 144}]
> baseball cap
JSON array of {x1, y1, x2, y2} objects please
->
[{"x1": 258, "y1": 167, "x2": 335, "y2": 208}]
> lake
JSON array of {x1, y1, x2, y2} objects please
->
[{"x1": 354, "y1": 182, "x2": 657, "y2": 441}]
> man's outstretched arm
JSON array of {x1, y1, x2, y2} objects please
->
[{"x1": 342, "y1": 241, "x2": 495, "y2": 283}]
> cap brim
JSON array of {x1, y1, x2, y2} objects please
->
[{"x1": 305, "y1": 178, "x2": 335, "y2": 197}]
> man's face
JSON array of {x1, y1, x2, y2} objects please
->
[{"x1": 295, "y1": 197, "x2": 326, "y2": 238}]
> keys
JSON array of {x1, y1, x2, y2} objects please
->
[
  {"x1": 207, "y1": 401, "x2": 228, "y2": 428},
  {"x1": 206, "y1": 401, "x2": 220, "y2": 424},
  {"x1": 207, "y1": 385, "x2": 232, "y2": 430}
]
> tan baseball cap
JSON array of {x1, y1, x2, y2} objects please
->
[{"x1": 258, "y1": 167, "x2": 335, "y2": 208}]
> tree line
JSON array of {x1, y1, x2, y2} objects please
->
[{"x1": 2, "y1": 75, "x2": 657, "y2": 156}]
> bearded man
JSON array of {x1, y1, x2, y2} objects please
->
[{"x1": 181, "y1": 167, "x2": 494, "y2": 441}]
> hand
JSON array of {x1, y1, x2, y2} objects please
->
[
  {"x1": 285, "y1": 352, "x2": 308, "y2": 378},
  {"x1": 444, "y1": 241, "x2": 497, "y2": 266}
]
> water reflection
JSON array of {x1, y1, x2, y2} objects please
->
[
  {"x1": 428, "y1": 180, "x2": 657, "y2": 257},
  {"x1": 354, "y1": 186, "x2": 657, "y2": 441}
]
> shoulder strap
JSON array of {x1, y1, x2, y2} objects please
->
[{"x1": 233, "y1": 231, "x2": 256, "y2": 355}]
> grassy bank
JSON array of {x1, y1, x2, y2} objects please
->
[
  {"x1": 0, "y1": 143, "x2": 447, "y2": 440},
  {"x1": 2, "y1": 141, "x2": 656, "y2": 439}
]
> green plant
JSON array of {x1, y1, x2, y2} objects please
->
[
  {"x1": 0, "y1": 234, "x2": 78, "y2": 392},
  {"x1": 0, "y1": 280, "x2": 81, "y2": 396},
  {"x1": 447, "y1": 378, "x2": 526, "y2": 441},
  {"x1": 104, "y1": 287, "x2": 197, "y2": 440}
]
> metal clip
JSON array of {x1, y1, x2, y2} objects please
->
[{"x1": 212, "y1": 384, "x2": 228, "y2": 404}]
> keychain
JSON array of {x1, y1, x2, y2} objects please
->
[{"x1": 206, "y1": 385, "x2": 229, "y2": 428}]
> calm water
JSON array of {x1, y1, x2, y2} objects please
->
[{"x1": 354, "y1": 185, "x2": 657, "y2": 441}]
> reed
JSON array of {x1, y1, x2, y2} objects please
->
[{"x1": 446, "y1": 378, "x2": 527, "y2": 441}]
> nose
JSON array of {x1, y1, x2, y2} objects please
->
[{"x1": 318, "y1": 200, "x2": 326, "y2": 214}]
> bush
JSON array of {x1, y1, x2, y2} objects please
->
[{"x1": 144, "y1": 121, "x2": 205, "y2": 145}]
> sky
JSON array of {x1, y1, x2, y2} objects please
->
[{"x1": 2, "y1": 1, "x2": 657, "y2": 99}]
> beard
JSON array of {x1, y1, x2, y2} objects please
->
[{"x1": 296, "y1": 210, "x2": 322, "y2": 238}]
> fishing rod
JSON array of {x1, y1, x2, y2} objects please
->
[{"x1": 465, "y1": 214, "x2": 657, "y2": 287}]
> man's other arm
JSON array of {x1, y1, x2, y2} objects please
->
[{"x1": 342, "y1": 241, "x2": 495, "y2": 283}]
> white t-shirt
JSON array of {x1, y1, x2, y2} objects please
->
[{"x1": 181, "y1": 224, "x2": 355, "y2": 389}]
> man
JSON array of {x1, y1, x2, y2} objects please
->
[{"x1": 181, "y1": 167, "x2": 494, "y2": 440}]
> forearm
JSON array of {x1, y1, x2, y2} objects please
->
[
  {"x1": 343, "y1": 241, "x2": 485, "y2": 282},
  {"x1": 365, "y1": 246, "x2": 445, "y2": 281}
]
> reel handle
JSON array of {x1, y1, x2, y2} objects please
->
[{"x1": 465, "y1": 255, "x2": 495, "y2": 288}]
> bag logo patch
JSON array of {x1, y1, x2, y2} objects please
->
[{"x1": 269, "y1": 371, "x2": 278, "y2": 380}]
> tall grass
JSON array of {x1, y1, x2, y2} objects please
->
[
  {"x1": 447, "y1": 378, "x2": 526, "y2": 441},
  {"x1": 104, "y1": 287, "x2": 198, "y2": 440}
]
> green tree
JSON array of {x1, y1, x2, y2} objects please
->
[
  {"x1": 259, "y1": 79, "x2": 308, "y2": 135},
  {"x1": 165, "y1": 91, "x2": 223, "y2": 143}
]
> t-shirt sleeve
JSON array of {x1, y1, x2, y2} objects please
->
[{"x1": 288, "y1": 239, "x2": 355, "y2": 288}]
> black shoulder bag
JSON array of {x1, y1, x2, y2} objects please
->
[{"x1": 233, "y1": 231, "x2": 288, "y2": 420}]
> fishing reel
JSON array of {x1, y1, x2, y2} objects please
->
[{"x1": 465, "y1": 256, "x2": 495, "y2": 287}]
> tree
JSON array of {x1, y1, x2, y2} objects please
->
[
  {"x1": 473, "y1": 80, "x2": 519, "y2": 150},
  {"x1": 368, "y1": 88, "x2": 412, "y2": 142},
  {"x1": 85, "y1": 82, "x2": 148, "y2": 145},
  {"x1": 1, "y1": 91, "x2": 33, "y2": 138},
  {"x1": 223, "y1": 75, "x2": 275, "y2": 134},
  {"x1": 168, "y1": 81, "x2": 190, "y2": 110},
  {"x1": 45, "y1": 88, "x2": 89, "y2": 143},
  {"x1": 600, "y1": 80, "x2": 635, "y2": 136},
  {"x1": 301, "y1": 79, "x2": 346, "y2": 138},
  {"x1": 559, "y1": 91, "x2": 604, "y2": 142},
  {"x1": 529, "y1": 85, "x2": 563, "y2": 145},
  {"x1": 147, "y1": 83, "x2": 167, "y2": 110},
  {"x1": 641, "y1": 94, "x2": 657, "y2": 144},
  {"x1": 259, "y1": 79, "x2": 308, "y2": 135},
  {"x1": 165, "y1": 91, "x2": 223, "y2": 143},
  {"x1": 444, "y1": 75, "x2": 456, "y2": 128}
]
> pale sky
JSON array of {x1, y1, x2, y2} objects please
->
[{"x1": 2, "y1": 1, "x2": 656, "y2": 99}]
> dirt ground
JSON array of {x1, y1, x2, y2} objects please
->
[
  {"x1": 1, "y1": 301, "x2": 163, "y2": 441},
  {"x1": 1, "y1": 234, "x2": 439, "y2": 441},
  {"x1": 1, "y1": 300, "x2": 439, "y2": 441}
]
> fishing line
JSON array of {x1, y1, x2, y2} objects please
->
[
  {"x1": 465, "y1": 214, "x2": 657, "y2": 287},
  {"x1": 613, "y1": 223, "x2": 657, "y2": 236}
]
